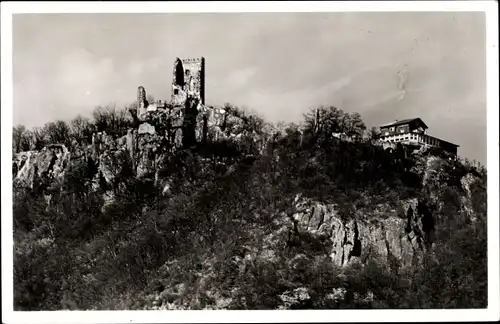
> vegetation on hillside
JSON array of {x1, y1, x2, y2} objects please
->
[{"x1": 12, "y1": 104, "x2": 487, "y2": 310}]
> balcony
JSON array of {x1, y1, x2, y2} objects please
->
[{"x1": 380, "y1": 132, "x2": 442, "y2": 148}]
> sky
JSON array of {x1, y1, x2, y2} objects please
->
[{"x1": 12, "y1": 12, "x2": 487, "y2": 164}]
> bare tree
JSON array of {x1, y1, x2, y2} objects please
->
[
  {"x1": 70, "y1": 115, "x2": 93, "y2": 145},
  {"x1": 43, "y1": 120, "x2": 71, "y2": 146},
  {"x1": 92, "y1": 103, "x2": 131, "y2": 137},
  {"x1": 31, "y1": 127, "x2": 47, "y2": 150},
  {"x1": 13, "y1": 125, "x2": 27, "y2": 153},
  {"x1": 341, "y1": 112, "x2": 366, "y2": 139}
]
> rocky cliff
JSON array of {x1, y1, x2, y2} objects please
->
[
  {"x1": 12, "y1": 107, "x2": 487, "y2": 310},
  {"x1": 13, "y1": 125, "x2": 482, "y2": 272},
  {"x1": 13, "y1": 102, "x2": 264, "y2": 195},
  {"x1": 225, "y1": 146, "x2": 483, "y2": 277}
]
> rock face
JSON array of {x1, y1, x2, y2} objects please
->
[
  {"x1": 290, "y1": 198, "x2": 424, "y2": 269},
  {"x1": 286, "y1": 155, "x2": 481, "y2": 269},
  {"x1": 138, "y1": 123, "x2": 156, "y2": 135},
  {"x1": 13, "y1": 151, "x2": 38, "y2": 189},
  {"x1": 13, "y1": 144, "x2": 71, "y2": 190},
  {"x1": 12, "y1": 104, "x2": 254, "y2": 193},
  {"x1": 460, "y1": 172, "x2": 480, "y2": 222}
]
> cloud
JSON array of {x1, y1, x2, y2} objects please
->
[
  {"x1": 226, "y1": 67, "x2": 256, "y2": 89},
  {"x1": 55, "y1": 49, "x2": 115, "y2": 101}
]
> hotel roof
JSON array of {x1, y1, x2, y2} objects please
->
[{"x1": 379, "y1": 118, "x2": 429, "y2": 129}]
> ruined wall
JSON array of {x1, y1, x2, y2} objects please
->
[
  {"x1": 171, "y1": 57, "x2": 205, "y2": 107},
  {"x1": 133, "y1": 57, "x2": 243, "y2": 149},
  {"x1": 137, "y1": 86, "x2": 147, "y2": 116}
]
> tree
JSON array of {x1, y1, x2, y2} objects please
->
[
  {"x1": 43, "y1": 120, "x2": 71, "y2": 146},
  {"x1": 31, "y1": 127, "x2": 47, "y2": 150},
  {"x1": 92, "y1": 104, "x2": 113, "y2": 133},
  {"x1": 13, "y1": 125, "x2": 27, "y2": 153},
  {"x1": 341, "y1": 112, "x2": 366, "y2": 139},
  {"x1": 70, "y1": 115, "x2": 93, "y2": 145},
  {"x1": 92, "y1": 104, "x2": 130, "y2": 137},
  {"x1": 304, "y1": 106, "x2": 366, "y2": 143},
  {"x1": 368, "y1": 127, "x2": 381, "y2": 142}
]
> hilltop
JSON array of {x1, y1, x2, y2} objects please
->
[{"x1": 12, "y1": 103, "x2": 487, "y2": 310}]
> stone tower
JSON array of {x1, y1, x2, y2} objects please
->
[
  {"x1": 137, "y1": 86, "x2": 147, "y2": 116},
  {"x1": 171, "y1": 57, "x2": 205, "y2": 107}
]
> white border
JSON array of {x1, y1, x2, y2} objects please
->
[
  {"x1": 1, "y1": 1, "x2": 499, "y2": 323},
  {"x1": 0, "y1": 1, "x2": 497, "y2": 13}
]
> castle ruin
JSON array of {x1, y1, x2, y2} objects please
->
[
  {"x1": 133, "y1": 57, "x2": 226, "y2": 149},
  {"x1": 171, "y1": 57, "x2": 205, "y2": 106}
]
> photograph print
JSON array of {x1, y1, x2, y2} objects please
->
[{"x1": 2, "y1": 2, "x2": 498, "y2": 320}]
